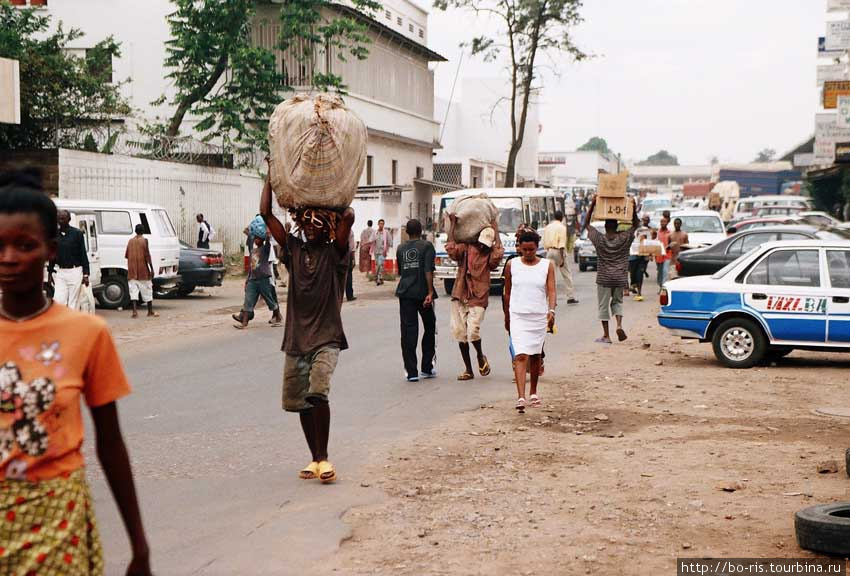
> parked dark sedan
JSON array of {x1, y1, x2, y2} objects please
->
[
  {"x1": 676, "y1": 225, "x2": 850, "y2": 277},
  {"x1": 176, "y1": 240, "x2": 225, "y2": 296}
]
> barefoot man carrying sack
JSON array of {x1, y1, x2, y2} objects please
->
[{"x1": 260, "y1": 167, "x2": 355, "y2": 484}]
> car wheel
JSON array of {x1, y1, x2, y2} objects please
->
[
  {"x1": 444, "y1": 279, "x2": 455, "y2": 296},
  {"x1": 711, "y1": 317, "x2": 766, "y2": 369},
  {"x1": 579, "y1": 262, "x2": 587, "y2": 272},
  {"x1": 98, "y1": 275, "x2": 130, "y2": 309},
  {"x1": 795, "y1": 502, "x2": 850, "y2": 556},
  {"x1": 177, "y1": 284, "x2": 196, "y2": 297}
]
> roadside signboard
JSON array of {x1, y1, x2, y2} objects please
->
[
  {"x1": 827, "y1": 20, "x2": 850, "y2": 51},
  {"x1": 824, "y1": 80, "x2": 850, "y2": 108},
  {"x1": 829, "y1": 0, "x2": 850, "y2": 11},
  {"x1": 818, "y1": 63, "x2": 848, "y2": 85},
  {"x1": 815, "y1": 113, "x2": 850, "y2": 164},
  {"x1": 836, "y1": 142, "x2": 850, "y2": 163},
  {"x1": 0, "y1": 57, "x2": 20, "y2": 125},
  {"x1": 820, "y1": 36, "x2": 846, "y2": 57}
]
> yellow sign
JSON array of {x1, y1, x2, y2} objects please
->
[{"x1": 824, "y1": 80, "x2": 850, "y2": 109}]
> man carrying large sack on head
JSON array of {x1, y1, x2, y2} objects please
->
[
  {"x1": 264, "y1": 94, "x2": 364, "y2": 484},
  {"x1": 446, "y1": 209, "x2": 503, "y2": 382}
]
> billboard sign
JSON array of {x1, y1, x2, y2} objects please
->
[
  {"x1": 827, "y1": 20, "x2": 850, "y2": 51},
  {"x1": 820, "y1": 36, "x2": 846, "y2": 57},
  {"x1": 818, "y1": 64, "x2": 848, "y2": 85},
  {"x1": 829, "y1": 0, "x2": 850, "y2": 11},
  {"x1": 815, "y1": 113, "x2": 850, "y2": 164},
  {"x1": 824, "y1": 80, "x2": 850, "y2": 108}
]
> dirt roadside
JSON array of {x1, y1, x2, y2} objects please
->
[{"x1": 321, "y1": 303, "x2": 850, "y2": 575}]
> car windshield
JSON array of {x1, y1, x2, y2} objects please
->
[
  {"x1": 152, "y1": 209, "x2": 177, "y2": 237},
  {"x1": 677, "y1": 216, "x2": 724, "y2": 234}
]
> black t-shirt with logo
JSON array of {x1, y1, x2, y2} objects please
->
[{"x1": 395, "y1": 239, "x2": 437, "y2": 301}]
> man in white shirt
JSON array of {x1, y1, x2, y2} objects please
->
[{"x1": 542, "y1": 210, "x2": 578, "y2": 304}]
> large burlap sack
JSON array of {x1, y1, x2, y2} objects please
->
[
  {"x1": 268, "y1": 94, "x2": 367, "y2": 209},
  {"x1": 446, "y1": 194, "x2": 499, "y2": 243}
]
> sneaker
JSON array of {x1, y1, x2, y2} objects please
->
[
  {"x1": 405, "y1": 375, "x2": 419, "y2": 382},
  {"x1": 420, "y1": 368, "x2": 438, "y2": 379},
  {"x1": 567, "y1": 298, "x2": 579, "y2": 305}
]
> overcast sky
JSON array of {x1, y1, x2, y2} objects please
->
[{"x1": 426, "y1": 0, "x2": 826, "y2": 165}]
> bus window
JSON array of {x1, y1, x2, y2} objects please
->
[
  {"x1": 524, "y1": 200, "x2": 532, "y2": 227},
  {"x1": 546, "y1": 197, "x2": 556, "y2": 222}
]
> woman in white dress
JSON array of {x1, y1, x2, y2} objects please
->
[{"x1": 503, "y1": 229, "x2": 557, "y2": 413}]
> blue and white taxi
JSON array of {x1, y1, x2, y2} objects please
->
[{"x1": 658, "y1": 240, "x2": 850, "y2": 368}]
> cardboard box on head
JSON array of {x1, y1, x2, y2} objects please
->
[
  {"x1": 593, "y1": 197, "x2": 635, "y2": 223},
  {"x1": 598, "y1": 171, "x2": 629, "y2": 198}
]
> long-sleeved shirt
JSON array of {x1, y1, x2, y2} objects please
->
[
  {"x1": 445, "y1": 241, "x2": 504, "y2": 308},
  {"x1": 50, "y1": 226, "x2": 89, "y2": 275}
]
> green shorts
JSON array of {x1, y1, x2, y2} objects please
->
[{"x1": 282, "y1": 346, "x2": 340, "y2": 412}]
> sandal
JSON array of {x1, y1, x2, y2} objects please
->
[
  {"x1": 594, "y1": 337, "x2": 612, "y2": 344},
  {"x1": 616, "y1": 328, "x2": 628, "y2": 342},
  {"x1": 299, "y1": 461, "x2": 319, "y2": 480},
  {"x1": 457, "y1": 372, "x2": 474, "y2": 381},
  {"x1": 515, "y1": 398, "x2": 526, "y2": 413},
  {"x1": 317, "y1": 460, "x2": 337, "y2": 484},
  {"x1": 529, "y1": 394, "x2": 541, "y2": 408},
  {"x1": 478, "y1": 356, "x2": 491, "y2": 377}
]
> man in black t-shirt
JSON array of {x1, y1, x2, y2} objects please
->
[{"x1": 395, "y1": 219, "x2": 437, "y2": 382}]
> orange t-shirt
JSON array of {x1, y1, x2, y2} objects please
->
[
  {"x1": 1, "y1": 304, "x2": 131, "y2": 481},
  {"x1": 655, "y1": 228, "x2": 671, "y2": 264}
]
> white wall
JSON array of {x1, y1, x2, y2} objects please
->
[
  {"x1": 57, "y1": 150, "x2": 267, "y2": 256},
  {"x1": 45, "y1": 0, "x2": 176, "y2": 129},
  {"x1": 436, "y1": 78, "x2": 540, "y2": 183},
  {"x1": 362, "y1": 134, "x2": 432, "y2": 187}
]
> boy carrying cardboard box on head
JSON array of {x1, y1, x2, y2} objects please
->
[{"x1": 595, "y1": 172, "x2": 633, "y2": 222}]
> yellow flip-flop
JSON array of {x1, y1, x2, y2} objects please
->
[
  {"x1": 317, "y1": 460, "x2": 337, "y2": 484},
  {"x1": 299, "y1": 461, "x2": 319, "y2": 480},
  {"x1": 478, "y1": 356, "x2": 491, "y2": 376}
]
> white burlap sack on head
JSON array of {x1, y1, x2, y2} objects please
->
[
  {"x1": 446, "y1": 194, "x2": 499, "y2": 243},
  {"x1": 268, "y1": 93, "x2": 367, "y2": 210}
]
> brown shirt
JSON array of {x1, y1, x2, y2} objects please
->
[
  {"x1": 445, "y1": 241, "x2": 504, "y2": 308},
  {"x1": 282, "y1": 235, "x2": 350, "y2": 355},
  {"x1": 125, "y1": 236, "x2": 152, "y2": 281}
]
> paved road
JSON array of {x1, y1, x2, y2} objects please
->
[{"x1": 88, "y1": 269, "x2": 631, "y2": 575}]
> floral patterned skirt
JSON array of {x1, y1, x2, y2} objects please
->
[{"x1": 0, "y1": 469, "x2": 103, "y2": 575}]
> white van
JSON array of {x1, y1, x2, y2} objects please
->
[
  {"x1": 434, "y1": 188, "x2": 565, "y2": 294},
  {"x1": 732, "y1": 195, "x2": 813, "y2": 221},
  {"x1": 54, "y1": 200, "x2": 180, "y2": 309}
]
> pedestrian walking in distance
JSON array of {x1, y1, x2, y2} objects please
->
[
  {"x1": 125, "y1": 224, "x2": 159, "y2": 318},
  {"x1": 503, "y1": 229, "x2": 556, "y2": 413},
  {"x1": 196, "y1": 213, "x2": 212, "y2": 249},
  {"x1": 543, "y1": 210, "x2": 578, "y2": 304},
  {"x1": 372, "y1": 219, "x2": 392, "y2": 285},
  {"x1": 584, "y1": 196, "x2": 639, "y2": 344},
  {"x1": 48, "y1": 209, "x2": 89, "y2": 310},
  {"x1": 0, "y1": 171, "x2": 153, "y2": 576},
  {"x1": 396, "y1": 219, "x2": 437, "y2": 382},
  {"x1": 359, "y1": 220, "x2": 376, "y2": 273},
  {"x1": 446, "y1": 213, "x2": 504, "y2": 381},
  {"x1": 655, "y1": 216, "x2": 672, "y2": 291},
  {"x1": 233, "y1": 217, "x2": 283, "y2": 329},
  {"x1": 629, "y1": 215, "x2": 653, "y2": 301},
  {"x1": 260, "y1": 166, "x2": 355, "y2": 484},
  {"x1": 668, "y1": 217, "x2": 689, "y2": 279}
]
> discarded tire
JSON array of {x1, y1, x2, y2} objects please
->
[{"x1": 795, "y1": 502, "x2": 850, "y2": 556}]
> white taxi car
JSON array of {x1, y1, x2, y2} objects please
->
[{"x1": 658, "y1": 240, "x2": 850, "y2": 368}]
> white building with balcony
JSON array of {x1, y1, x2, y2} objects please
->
[{"x1": 33, "y1": 0, "x2": 445, "y2": 246}]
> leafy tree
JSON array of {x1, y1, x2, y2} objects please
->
[
  {"x1": 0, "y1": 4, "x2": 129, "y2": 150},
  {"x1": 577, "y1": 136, "x2": 609, "y2": 154},
  {"x1": 162, "y1": 0, "x2": 379, "y2": 154},
  {"x1": 637, "y1": 149, "x2": 679, "y2": 166},
  {"x1": 754, "y1": 148, "x2": 776, "y2": 163},
  {"x1": 438, "y1": 0, "x2": 586, "y2": 186}
]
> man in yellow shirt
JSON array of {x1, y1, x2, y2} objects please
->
[{"x1": 543, "y1": 210, "x2": 578, "y2": 304}]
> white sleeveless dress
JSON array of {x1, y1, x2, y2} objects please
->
[{"x1": 509, "y1": 258, "x2": 550, "y2": 355}]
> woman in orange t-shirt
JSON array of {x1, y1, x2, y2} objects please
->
[{"x1": 0, "y1": 172, "x2": 152, "y2": 575}]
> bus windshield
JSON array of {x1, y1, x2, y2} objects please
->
[{"x1": 439, "y1": 196, "x2": 524, "y2": 234}]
